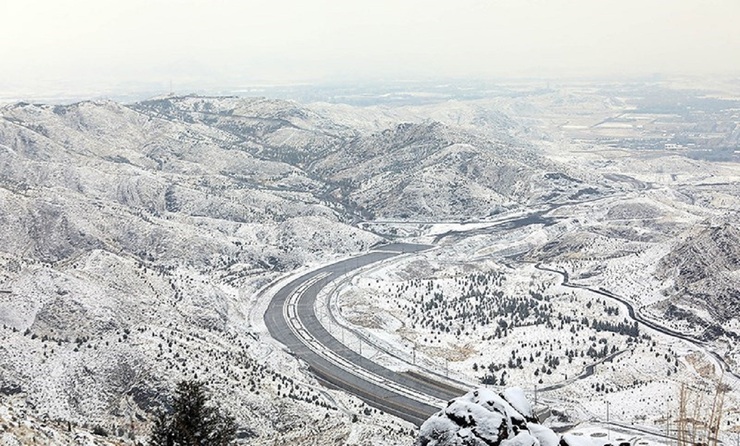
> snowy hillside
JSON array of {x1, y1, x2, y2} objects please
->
[
  {"x1": 1, "y1": 88, "x2": 738, "y2": 445},
  {"x1": 0, "y1": 98, "x2": 424, "y2": 444},
  {"x1": 1, "y1": 94, "x2": 596, "y2": 444},
  {"x1": 657, "y1": 222, "x2": 740, "y2": 323}
]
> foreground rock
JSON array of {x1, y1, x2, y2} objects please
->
[{"x1": 415, "y1": 387, "x2": 609, "y2": 446}]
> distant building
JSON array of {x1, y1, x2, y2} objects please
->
[{"x1": 664, "y1": 143, "x2": 684, "y2": 150}]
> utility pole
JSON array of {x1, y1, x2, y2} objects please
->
[
  {"x1": 606, "y1": 401, "x2": 611, "y2": 442},
  {"x1": 665, "y1": 403, "x2": 670, "y2": 446},
  {"x1": 534, "y1": 385, "x2": 538, "y2": 406},
  {"x1": 412, "y1": 345, "x2": 416, "y2": 365}
]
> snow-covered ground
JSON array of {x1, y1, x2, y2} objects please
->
[
  {"x1": 326, "y1": 186, "x2": 740, "y2": 443},
  {"x1": 1, "y1": 82, "x2": 739, "y2": 445}
]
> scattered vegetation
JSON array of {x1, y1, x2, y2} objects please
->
[{"x1": 377, "y1": 269, "x2": 653, "y2": 386}]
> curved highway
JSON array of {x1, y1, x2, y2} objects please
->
[
  {"x1": 265, "y1": 215, "x2": 737, "y2": 428},
  {"x1": 264, "y1": 243, "x2": 467, "y2": 426},
  {"x1": 535, "y1": 264, "x2": 740, "y2": 381}
]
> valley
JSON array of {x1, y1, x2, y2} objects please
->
[{"x1": 0, "y1": 78, "x2": 738, "y2": 445}]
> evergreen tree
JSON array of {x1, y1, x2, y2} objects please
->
[
  {"x1": 150, "y1": 380, "x2": 237, "y2": 446},
  {"x1": 150, "y1": 410, "x2": 173, "y2": 446}
]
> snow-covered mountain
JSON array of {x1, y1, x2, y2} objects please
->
[
  {"x1": 657, "y1": 222, "x2": 740, "y2": 324},
  {"x1": 126, "y1": 96, "x2": 609, "y2": 220},
  {"x1": 309, "y1": 121, "x2": 600, "y2": 219},
  {"x1": 2, "y1": 91, "x2": 736, "y2": 445},
  {"x1": 0, "y1": 95, "x2": 591, "y2": 444},
  {"x1": 0, "y1": 98, "x2": 402, "y2": 445}
]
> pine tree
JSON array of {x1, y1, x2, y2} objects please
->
[
  {"x1": 150, "y1": 380, "x2": 237, "y2": 446},
  {"x1": 150, "y1": 410, "x2": 173, "y2": 446}
]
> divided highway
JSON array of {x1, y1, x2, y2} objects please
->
[{"x1": 264, "y1": 243, "x2": 467, "y2": 426}]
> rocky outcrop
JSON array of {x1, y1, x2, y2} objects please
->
[
  {"x1": 416, "y1": 387, "x2": 544, "y2": 446},
  {"x1": 415, "y1": 387, "x2": 608, "y2": 446}
]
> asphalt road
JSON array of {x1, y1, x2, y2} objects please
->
[
  {"x1": 264, "y1": 243, "x2": 466, "y2": 426},
  {"x1": 535, "y1": 264, "x2": 740, "y2": 382}
]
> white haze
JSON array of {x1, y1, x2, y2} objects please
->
[{"x1": 1, "y1": 0, "x2": 739, "y2": 98}]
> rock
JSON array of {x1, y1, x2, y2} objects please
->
[
  {"x1": 501, "y1": 387, "x2": 535, "y2": 423},
  {"x1": 528, "y1": 424, "x2": 559, "y2": 446},
  {"x1": 416, "y1": 387, "x2": 555, "y2": 446}
]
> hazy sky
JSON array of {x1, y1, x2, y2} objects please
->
[{"x1": 1, "y1": 0, "x2": 739, "y2": 96}]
